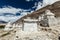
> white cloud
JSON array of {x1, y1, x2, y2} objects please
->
[
  {"x1": 35, "y1": 2, "x2": 42, "y2": 10},
  {"x1": 0, "y1": 16, "x2": 20, "y2": 22},
  {"x1": 26, "y1": 0, "x2": 30, "y2": 2},
  {"x1": 0, "y1": 14, "x2": 28, "y2": 22},
  {"x1": 35, "y1": 0, "x2": 59, "y2": 10},
  {"x1": 43, "y1": 0, "x2": 59, "y2": 5},
  {"x1": 26, "y1": 0, "x2": 33, "y2": 2},
  {"x1": 0, "y1": 0, "x2": 59, "y2": 23},
  {"x1": 32, "y1": 2, "x2": 37, "y2": 9},
  {"x1": 0, "y1": 6, "x2": 22, "y2": 14},
  {"x1": 0, "y1": 6, "x2": 31, "y2": 22}
]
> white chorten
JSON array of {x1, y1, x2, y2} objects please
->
[{"x1": 45, "y1": 10, "x2": 58, "y2": 27}]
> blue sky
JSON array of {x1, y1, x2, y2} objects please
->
[
  {"x1": 0, "y1": 0, "x2": 43, "y2": 22},
  {"x1": 0, "y1": 0, "x2": 42, "y2": 9},
  {"x1": 0, "y1": 0, "x2": 58, "y2": 22}
]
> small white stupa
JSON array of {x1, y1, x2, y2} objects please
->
[{"x1": 44, "y1": 10, "x2": 58, "y2": 27}]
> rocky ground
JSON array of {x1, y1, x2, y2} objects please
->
[{"x1": 0, "y1": 26, "x2": 60, "y2": 40}]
